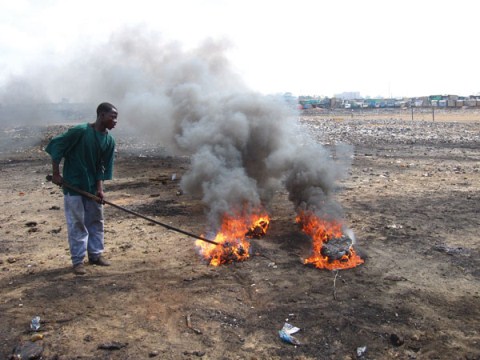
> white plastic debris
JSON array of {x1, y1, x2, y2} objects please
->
[
  {"x1": 356, "y1": 345, "x2": 367, "y2": 357},
  {"x1": 279, "y1": 322, "x2": 301, "y2": 345},
  {"x1": 30, "y1": 316, "x2": 41, "y2": 331},
  {"x1": 282, "y1": 322, "x2": 300, "y2": 335}
]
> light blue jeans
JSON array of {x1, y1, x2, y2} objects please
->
[{"x1": 64, "y1": 194, "x2": 104, "y2": 266}]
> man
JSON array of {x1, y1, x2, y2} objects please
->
[{"x1": 46, "y1": 102, "x2": 118, "y2": 275}]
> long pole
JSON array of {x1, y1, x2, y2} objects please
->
[{"x1": 46, "y1": 176, "x2": 221, "y2": 246}]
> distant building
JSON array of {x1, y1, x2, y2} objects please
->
[{"x1": 296, "y1": 92, "x2": 480, "y2": 109}]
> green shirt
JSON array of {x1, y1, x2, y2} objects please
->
[{"x1": 45, "y1": 123, "x2": 115, "y2": 195}]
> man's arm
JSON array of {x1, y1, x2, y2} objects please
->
[
  {"x1": 96, "y1": 179, "x2": 105, "y2": 202},
  {"x1": 51, "y1": 161, "x2": 63, "y2": 185}
]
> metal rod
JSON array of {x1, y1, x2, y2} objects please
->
[{"x1": 46, "y1": 175, "x2": 221, "y2": 246}]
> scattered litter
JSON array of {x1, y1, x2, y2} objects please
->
[
  {"x1": 185, "y1": 314, "x2": 202, "y2": 334},
  {"x1": 30, "y1": 316, "x2": 41, "y2": 331},
  {"x1": 11, "y1": 341, "x2": 43, "y2": 359},
  {"x1": 31, "y1": 333, "x2": 44, "y2": 342},
  {"x1": 433, "y1": 244, "x2": 470, "y2": 256},
  {"x1": 356, "y1": 345, "x2": 367, "y2": 357},
  {"x1": 285, "y1": 313, "x2": 296, "y2": 321},
  {"x1": 279, "y1": 322, "x2": 301, "y2": 345},
  {"x1": 171, "y1": 173, "x2": 177, "y2": 181},
  {"x1": 386, "y1": 224, "x2": 403, "y2": 229},
  {"x1": 282, "y1": 322, "x2": 300, "y2": 335},
  {"x1": 279, "y1": 331, "x2": 301, "y2": 345}
]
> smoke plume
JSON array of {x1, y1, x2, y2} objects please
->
[{"x1": 0, "y1": 27, "x2": 351, "y2": 228}]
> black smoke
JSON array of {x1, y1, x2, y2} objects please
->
[{"x1": 0, "y1": 27, "x2": 351, "y2": 228}]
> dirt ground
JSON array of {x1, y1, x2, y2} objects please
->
[{"x1": 1, "y1": 109, "x2": 479, "y2": 359}]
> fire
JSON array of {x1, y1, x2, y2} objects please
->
[
  {"x1": 196, "y1": 211, "x2": 270, "y2": 266},
  {"x1": 296, "y1": 211, "x2": 364, "y2": 270},
  {"x1": 246, "y1": 215, "x2": 270, "y2": 238}
]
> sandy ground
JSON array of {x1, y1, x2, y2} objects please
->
[{"x1": 0, "y1": 109, "x2": 479, "y2": 359}]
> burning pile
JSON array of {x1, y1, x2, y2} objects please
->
[
  {"x1": 196, "y1": 209, "x2": 364, "y2": 271},
  {"x1": 195, "y1": 211, "x2": 270, "y2": 266},
  {"x1": 297, "y1": 211, "x2": 364, "y2": 270}
]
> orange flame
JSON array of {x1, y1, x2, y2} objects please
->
[
  {"x1": 296, "y1": 211, "x2": 364, "y2": 270},
  {"x1": 246, "y1": 215, "x2": 270, "y2": 238},
  {"x1": 196, "y1": 211, "x2": 270, "y2": 266}
]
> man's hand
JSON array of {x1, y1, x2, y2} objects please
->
[
  {"x1": 96, "y1": 190, "x2": 105, "y2": 204},
  {"x1": 51, "y1": 173, "x2": 63, "y2": 186}
]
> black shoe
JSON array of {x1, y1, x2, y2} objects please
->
[{"x1": 89, "y1": 256, "x2": 111, "y2": 266}]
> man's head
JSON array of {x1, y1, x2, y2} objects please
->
[
  {"x1": 96, "y1": 102, "x2": 117, "y2": 116},
  {"x1": 96, "y1": 102, "x2": 118, "y2": 130}
]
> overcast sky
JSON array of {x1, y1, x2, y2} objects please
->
[{"x1": 1, "y1": 0, "x2": 479, "y2": 99}]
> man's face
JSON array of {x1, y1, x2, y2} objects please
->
[{"x1": 102, "y1": 109, "x2": 118, "y2": 130}]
